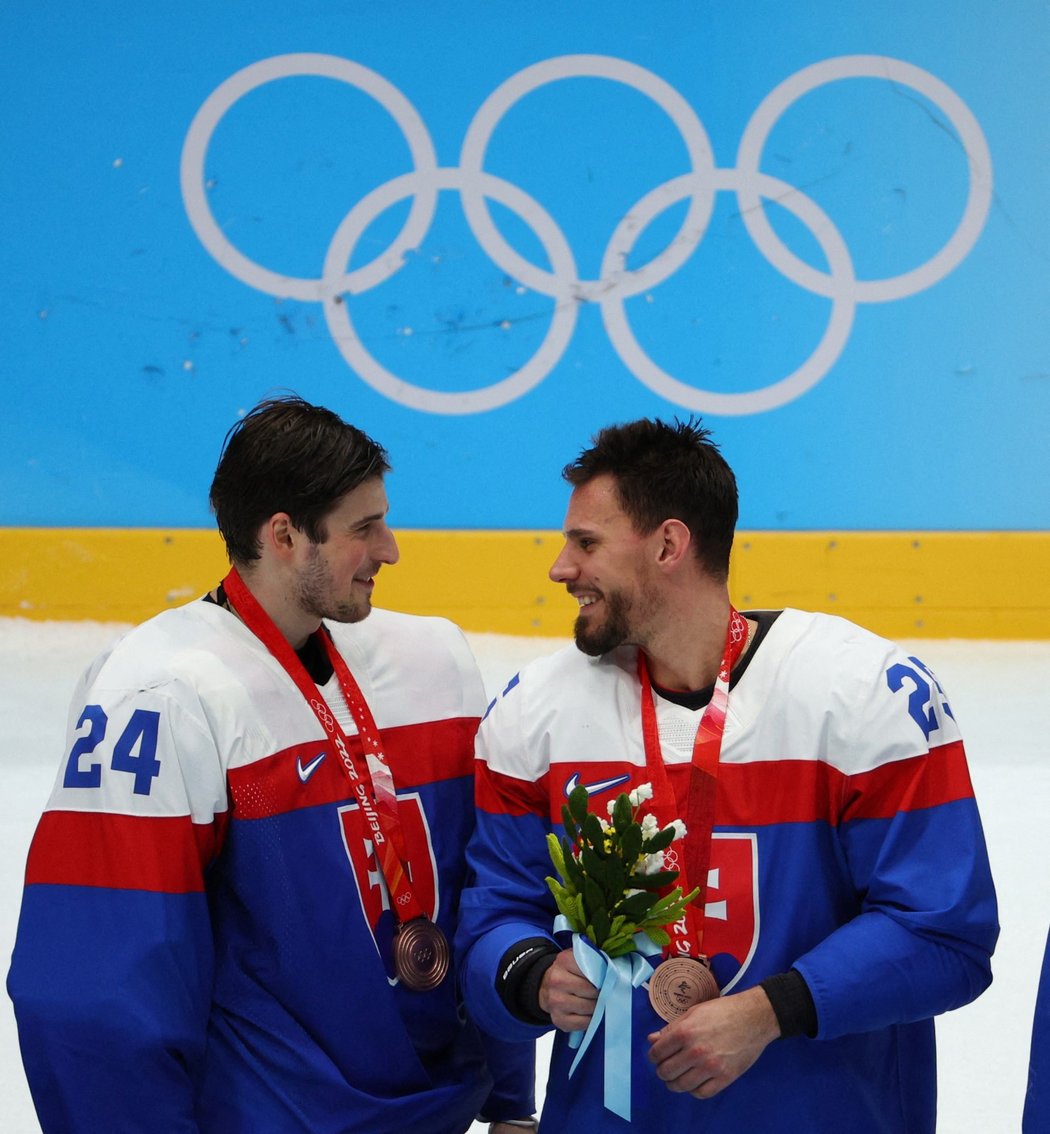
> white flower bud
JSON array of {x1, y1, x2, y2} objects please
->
[
  {"x1": 668, "y1": 819, "x2": 687, "y2": 842},
  {"x1": 629, "y1": 783, "x2": 654, "y2": 807},
  {"x1": 639, "y1": 851, "x2": 665, "y2": 875},
  {"x1": 640, "y1": 813, "x2": 660, "y2": 838}
]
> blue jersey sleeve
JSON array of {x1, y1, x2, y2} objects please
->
[
  {"x1": 7, "y1": 676, "x2": 225, "y2": 1133},
  {"x1": 457, "y1": 677, "x2": 561, "y2": 1043},
  {"x1": 9, "y1": 886, "x2": 214, "y2": 1132},
  {"x1": 1024, "y1": 925, "x2": 1050, "y2": 1131},
  {"x1": 792, "y1": 660, "x2": 999, "y2": 1038}
]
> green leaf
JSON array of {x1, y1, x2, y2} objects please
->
[
  {"x1": 592, "y1": 907, "x2": 611, "y2": 949},
  {"x1": 647, "y1": 888, "x2": 700, "y2": 927},
  {"x1": 617, "y1": 890, "x2": 659, "y2": 921},
  {"x1": 582, "y1": 876, "x2": 604, "y2": 924},
  {"x1": 572, "y1": 893, "x2": 587, "y2": 928},
  {"x1": 580, "y1": 845, "x2": 614, "y2": 895},
  {"x1": 546, "y1": 833, "x2": 567, "y2": 879},
  {"x1": 582, "y1": 812, "x2": 607, "y2": 854},
  {"x1": 621, "y1": 824, "x2": 642, "y2": 864},
  {"x1": 612, "y1": 792, "x2": 632, "y2": 832},
  {"x1": 640, "y1": 925, "x2": 671, "y2": 947},
  {"x1": 648, "y1": 885, "x2": 699, "y2": 916},
  {"x1": 604, "y1": 857, "x2": 628, "y2": 899},
  {"x1": 642, "y1": 825, "x2": 676, "y2": 854},
  {"x1": 547, "y1": 879, "x2": 583, "y2": 927},
  {"x1": 562, "y1": 845, "x2": 584, "y2": 889},
  {"x1": 630, "y1": 869, "x2": 679, "y2": 891},
  {"x1": 568, "y1": 784, "x2": 590, "y2": 824},
  {"x1": 603, "y1": 929, "x2": 636, "y2": 953}
]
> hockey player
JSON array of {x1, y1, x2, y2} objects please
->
[
  {"x1": 8, "y1": 396, "x2": 536, "y2": 1134},
  {"x1": 1025, "y1": 928, "x2": 1050, "y2": 1129},
  {"x1": 456, "y1": 417, "x2": 998, "y2": 1133}
]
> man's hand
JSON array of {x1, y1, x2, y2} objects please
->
[
  {"x1": 538, "y1": 948, "x2": 598, "y2": 1032},
  {"x1": 647, "y1": 985, "x2": 781, "y2": 1099}
]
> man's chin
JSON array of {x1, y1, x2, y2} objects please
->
[
  {"x1": 573, "y1": 617, "x2": 621, "y2": 657},
  {"x1": 326, "y1": 601, "x2": 372, "y2": 625}
]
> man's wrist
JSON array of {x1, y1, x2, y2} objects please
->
[
  {"x1": 495, "y1": 937, "x2": 559, "y2": 1024},
  {"x1": 759, "y1": 968, "x2": 817, "y2": 1038}
]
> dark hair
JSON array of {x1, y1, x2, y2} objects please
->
[
  {"x1": 209, "y1": 394, "x2": 390, "y2": 565},
  {"x1": 563, "y1": 417, "x2": 738, "y2": 579}
]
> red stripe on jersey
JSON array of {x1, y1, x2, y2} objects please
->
[
  {"x1": 839, "y1": 739, "x2": 974, "y2": 821},
  {"x1": 480, "y1": 740, "x2": 974, "y2": 828},
  {"x1": 716, "y1": 740, "x2": 974, "y2": 825},
  {"x1": 715, "y1": 760, "x2": 841, "y2": 827},
  {"x1": 25, "y1": 810, "x2": 225, "y2": 893},
  {"x1": 476, "y1": 761, "x2": 552, "y2": 817},
  {"x1": 230, "y1": 716, "x2": 479, "y2": 820}
]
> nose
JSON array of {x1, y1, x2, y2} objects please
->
[
  {"x1": 548, "y1": 542, "x2": 577, "y2": 584},
  {"x1": 377, "y1": 522, "x2": 399, "y2": 566}
]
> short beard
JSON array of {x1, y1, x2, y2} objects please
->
[
  {"x1": 573, "y1": 589, "x2": 632, "y2": 657},
  {"x1": 297, "y1": 545, "x2": 371, "y2": 626}
]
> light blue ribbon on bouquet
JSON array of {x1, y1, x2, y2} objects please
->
[{"x1": 553, "y1": 915, "x2": 662, "y2": 1121}]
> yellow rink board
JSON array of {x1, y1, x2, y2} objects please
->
[{"x1": 0, "y1": 528, "x2": 1048, "y2": 639}]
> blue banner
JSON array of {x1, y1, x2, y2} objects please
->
[{"x1": 3, "y1": 2, "x2": 1046, "y2": 530}]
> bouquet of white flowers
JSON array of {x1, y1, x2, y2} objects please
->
[{"x1": 545, "y1": 782, "x2": 699, "y2": 958}]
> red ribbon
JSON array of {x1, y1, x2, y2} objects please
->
[
  {"x1": 637, "y1": 607, "x2": 748, "y2": 960},
  {"x1": 223, "y1": 567, "x2": 427, "y2": 923}
]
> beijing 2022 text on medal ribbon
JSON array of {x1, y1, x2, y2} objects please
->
[
  {"x1": 638, "y1": 606, "x2": 749, "y2": 1022},
  {"x1": 222, "y1": 568, "x2": 449, "y2": 992}
]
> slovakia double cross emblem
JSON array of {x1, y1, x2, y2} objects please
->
[
  {"x1": 338, "y1": 792, "x2": 442, "y2": 985},
  {"x1": 703, "y1": 832, "x2": 759, "y2": 991}
]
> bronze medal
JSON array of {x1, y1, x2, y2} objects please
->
[
  {"x1": 648, "y1": 955, "x2": 720, "y2": 1022},
  {"x1": 392, "y1": 917, "x2": 450, "y2": 992}
]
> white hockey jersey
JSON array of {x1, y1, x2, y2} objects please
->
[{"x1": 458, "y1": 609, "x2": 998, "y2": 1132}]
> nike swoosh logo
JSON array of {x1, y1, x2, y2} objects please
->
[
  {"x1": 564, "y1": 772, "x2": 631, "y2": 798},
  {"x1": 297, "y1": 751, "x2": 327, "y2": 783}
]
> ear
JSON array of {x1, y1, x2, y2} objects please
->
[
  {"x1": 655, "y1": 518, "x2": 692, "y2": 569},
  {"x1": 259, "y1": 512, "x2": 299, "y2": 561}
]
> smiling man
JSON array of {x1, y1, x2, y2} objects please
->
[
  {"x1": 456, "y1": 416, "x2": 998, "y2": 1134},
  {"x1": 8, "y1": 395, "x2": 535, "y2": 1134}
]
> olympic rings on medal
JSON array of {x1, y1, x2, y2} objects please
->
[{"x1": 181, "y1": 52, "x2": 992, "y2": 415}]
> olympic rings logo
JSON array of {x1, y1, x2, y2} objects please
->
[
  {"x1": 310, "y1": 698, "x2": 336, "y2": 733},
  {"x1": 181, "y1": 53, "x2": 992, "y2": 416}
]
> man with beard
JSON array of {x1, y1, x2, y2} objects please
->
[
  {"x1": 9, "y1": 395, "x2": 536, "y2": 1134},
  {"x1": 455, "y1": 417, "x2": 998, "y2": 1133}
]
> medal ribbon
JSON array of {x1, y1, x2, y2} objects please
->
[
  {"x1": 637, "y1": 606, "x2": 748, "y2": 960},
  {"x1": 222, "y1": 567, "x2": 426, "y2": 923}
]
